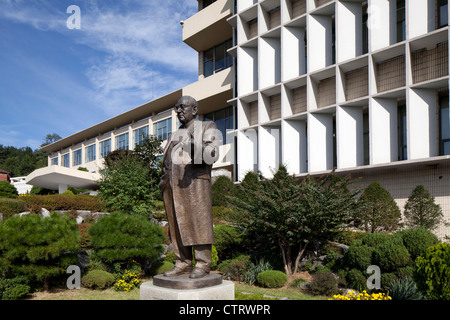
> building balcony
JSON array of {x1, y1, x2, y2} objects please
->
[
  {"x1": 182, "y1": 0, "x2": 233, "y2": 52},
  {"x1": 183, "y1": 67, "x2": 234, "y2": 114}
]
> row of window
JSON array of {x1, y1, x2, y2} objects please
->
[
  {"x1": 52, "y1": 108, "x2": 237, "y2": 168},
  {"x1": 53, "y1": 120, "x2": 169, "y2": 168}
]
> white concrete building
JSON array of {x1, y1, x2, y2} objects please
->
[
  {"x1": 27, "y1": 0, "x2": 450, "y2": 239},
  {"x1": 229, "y1": 0, "x2": 450, "y2": 239}
]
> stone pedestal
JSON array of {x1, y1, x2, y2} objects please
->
[{"x1": 140, "y1": 273, "x2": 234, "y2": 300}]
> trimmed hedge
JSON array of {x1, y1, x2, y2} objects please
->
[
  {"x1": 0, "y1": 198, "x2": 27, "y2": 219},
  {"x1": 81, "y1": 270, "x2": 115, "y2": 290},
  {"x1": 256, "y1": 270, "x2": 287, "y2": 288},
  {"x1": 23, "y1": 194, "x2": 106, "y2": 214}
]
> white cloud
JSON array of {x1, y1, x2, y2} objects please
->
[{"x1": 0, "y1": 0, "x2": 199, "y2": 117}]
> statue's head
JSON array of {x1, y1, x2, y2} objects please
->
[{"x1": 175, "y1": 96, "x2": 198, "y2": 125}]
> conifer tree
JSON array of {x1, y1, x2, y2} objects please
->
[{"x1": 403, "y1": 185, "x2": 445, "y2": 230}]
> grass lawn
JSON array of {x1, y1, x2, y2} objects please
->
[{"x1": 27, "y1": 276, "x2": 329, "y2": 300}]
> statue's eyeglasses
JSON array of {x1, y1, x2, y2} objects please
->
[{"x1": 175, "y1": 104, "x2": 192, "y2": 112}]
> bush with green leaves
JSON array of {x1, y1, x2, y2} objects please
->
[
  {"x1": 0, "y1": 212, "x2": 79, "y2": 290},
  {"x1": 81, "y1": 269, "x2": 115, "y2": 290},
  {"x1": 256, "y1": 270, "x2": 287, "y2": 288},
  {"x1": 0, "y1": 181, "x2": 18, "y2": 198},
  {"x1": 211, "y1": 175, "x2": 235, "y2": 207},
  {"x1": 415, "y1": 243, "x2": 450, "y2": 300},
  {"x1": 88, "y1": 212, "x2": 166, "y2": 265},
  {"x1": 372, "y1": 240, "x2": 412, "y2": 272},
  {"x1": 0, "y1": 276, "x2": 30, "y2": 300},
  {"x1": 310, "y1": 271, "x2": 339, "y2": 296},
  {"x1": 394, "y1": 227, "x2": 439, "y2": 261},
  {"x1": 218, "y1": 254, "x2": 251, "y2": 282},
  {"x1": 0, "y1": 198, "x2": 27, "y2": 220},
  {"x1": 213, "y1": 224, "x2": 246, "y2": 260}
]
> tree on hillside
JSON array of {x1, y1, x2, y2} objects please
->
[
  {"x1": 229, "y1": 166, "x2": 360, "y2": 277},
  {"x1": 356, "y1": 182, "x2": 401, "y2": 233},
  {"x1": 40, "y1": 133, "x2": 62, "y2": 148},
  {"x1": 403, "y1": 185, "x2": 447, "y2": 231}
]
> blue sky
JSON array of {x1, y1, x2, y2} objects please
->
[{"x1": 0, "y1": 0, "x2": 198, "y2": 150}]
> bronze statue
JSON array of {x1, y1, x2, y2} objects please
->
[{"x1": 159, "y1": 96, "x2": 219, "y2": 279}]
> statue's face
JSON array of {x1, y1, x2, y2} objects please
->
[{"x1": 176, "y1": 102, "x2": 197, "y2": 125}]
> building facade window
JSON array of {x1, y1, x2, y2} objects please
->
[
  {"x1": 100, "y1": 139, "x2": 111, "y2": 158},
  {"x1": 204, "y1": 39, "x2": 233, "y2": 78},
  {"x1": 63, "y1": 154, "x2": 70, "y2": 168},
  {"x1": 73, "y1": 149, "x2": 82, "y2": 166},
  {"x1": 440, "y1": 93, "x2": 450, "y2": 155},
  {"x1": 134, "y1": 126, "x2": 149, "y2": 146},
  {"x1": 204, "y1": 106, "x2": 235, "y2": 145},
  {"x1": 85, "y1": 144, "x2": 96, "y2": 163},
  {"x1": 115, "y1": 133, "x2": 129, "y2": 150},
  {"x1": 397, "y1": 0, "x2": 406, "y2": 42},
  {"x1": 398, "y1": 102, "x2": 407, "y2": 161},
  {"x1": 51, "y1": 157, "x2": 58, "y2": 166},
  {"x1": 438, "y1": 0, "x2": 449, "y2": 28},
  {"x1": 202, "y1": 0, "x2": 217, "y2": 9},
  {"x1": 154, "y1": 118, "x2": 172, "y2": 141}
]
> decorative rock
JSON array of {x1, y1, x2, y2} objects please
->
[
  {"x1": 76, "y1": 210, "x2": 91, "y2": 219},
  {"x1": 19, "y1": 212, "x2": 30, "y2": 217},
  {"x1": 76, "y1": 216, "x2": 84, "y2": 224},
  {"x1": 0, "y1": 212, "x2": 3, "y2": 221},
  {"x1": 40, "y1": 208, "x2": 51, "y2": 218},
  {"x1": 93, "y1": 212, "x2": 109, "y2": 220}
]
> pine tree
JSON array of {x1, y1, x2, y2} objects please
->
[
  {"x1": 403, "y1": 185, "x2": 445, "y2": 230},
  {"x1": 356, "y1": 182, "x2": 401, "y2": 233}
]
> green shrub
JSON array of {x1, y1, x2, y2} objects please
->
[
  {"x1": 212, "y1": 176, "x2": 235, "y2": 207},
  {"x1": 0, "y1": 212, "x2": 79, "y2": 290},
  {"x1": 61, "y1": 190, "x2": 74, "y2": 195},
  {"x1": 256, "y1": 270, "x2": 287, "y2": 288},
  {"x1": 0, "y1": 181, "x2": 18, "y2": 199},
  {"x1": 88, "y1": 212, "x2": 166, "y2": 264},
  {"x1": 344, "y1": 244, "x2": 374, "y2": 270},
  {"x1": 0, "y1": 198, "x2": 27, "y2": 219},
  {"x1": 360, "y1": 232, "x2": 398, "y2": 247},
  {"x1": 0, "y1": 276, "x2": 30, "y2": 300},
  {"x1": 415, "y1": 243, "x2": 450, "y2": 300},
  {"x1": 150, "y1": 261, "x2": 174, "y2": 276},
  {"x1": 346, "y1": 269, "x2": 367, "y2": 292},
  {"x1": 310, "y1": 271, "x2": 339, "y2": 296},
  {"x1": 213, "y1": 224, "x2": 245, "y2": 260},
  {"x1": 218, "y1": 254, "x2": 250, "y2": 282},
  {"x1": 372, "y1": 241, "x2": 412, "y2": 271},
  {"x1": 387, "y1": 277, "x2": 423, "y2": 300},
  {"x1": 81, "y1": 270, "x2": 115, "y2": 290},
  {"x1": 394, "y1": 227, "x2": 439, "y2": 260}
]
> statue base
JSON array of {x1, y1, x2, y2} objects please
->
[{"x1": 140, "y1": 274, "x2": 234, "y2": 300}]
